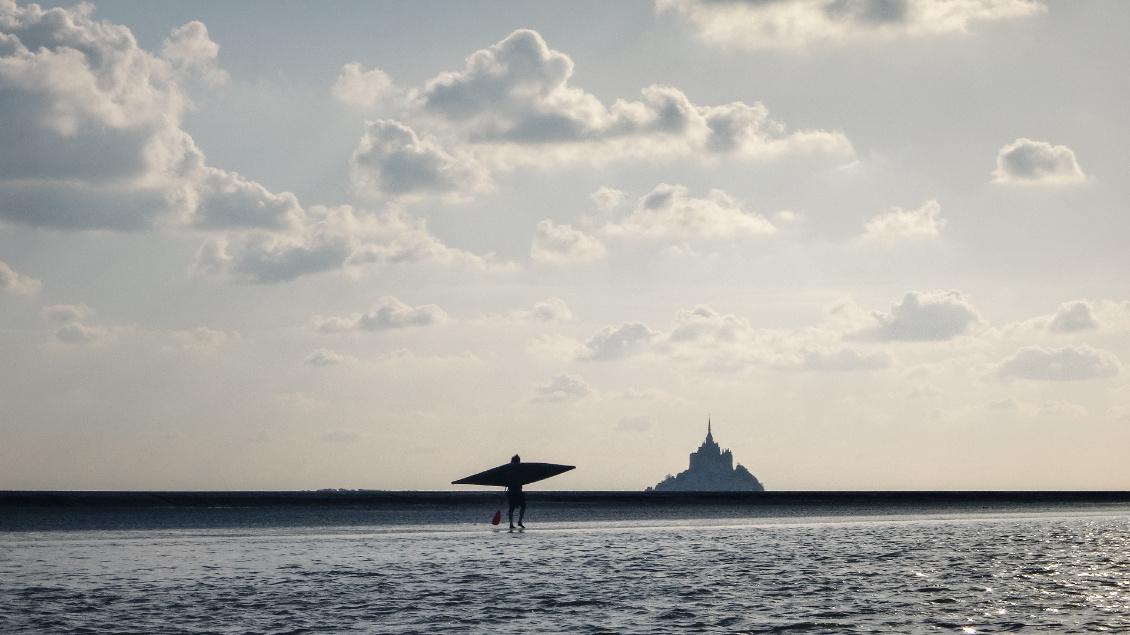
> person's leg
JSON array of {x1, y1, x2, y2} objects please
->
[
  {"x1": 517, "y1": 502, "x2": 526, "y2": 528},
  {"x1": 508, "y1": 500, "x2": 516, "y2": 528}
]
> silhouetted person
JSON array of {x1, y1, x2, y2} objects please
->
[{"x1": 507, "y1": 454, "x2": 526, "y2": 529}]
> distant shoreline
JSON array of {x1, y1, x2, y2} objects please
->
[
  {"x1": 2, "y1": 490, "x2": 1129, "y2": 533},
  {"x1": 4, "y1": 490, "x2": 1130, "y2": 508}
]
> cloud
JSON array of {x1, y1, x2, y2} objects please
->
[
  {"x1": 1048, "y1": 301, "x2": 1097, "y2": 333},
  {"x1": 394, "y1": 29, "x2": 850, "y2": 173},
  {"x1": 602, "y1": 183, "x2": 775, "y2": 241},
  {"x1": 862, "y1": 199, "x2": 945, "y2": 241},
  {"x1": 304, "y1": 348, "x2": 353, "y2": 366},
  {"x1": 530, "y1": 220, "x2": 606, "y2": 265},
  {"x1": 591, "y1": 186, "x2": 626, "y2": 212},
  {"x1": 582, "y1": 322, "x2": 659, "y2": 361},
  {"x1": 993, "y1": 345, "x2": 1120, "y2": 381},
  {"x1": 350, "y1": 119, "x2": 492, "y2": 201},
  {"x1": 0, "y1": 259, "x2": 40, "y2": 294},
  {"x1": 859, "y1": 290, "x2": 981, "y2": 341},
  {"x1": 312, "y1": 296, "x2": 447, "y2": 333},
  {"x1": 333, "y1": 62, "x2": 396, "y2": 107},
  {"x1": 193, "y1": 206, "x2": 511, "y2": 283},
  {"x1": 657, "y1": 0, "x2": 1047, "y2": 49},
  {"x1": 529, "y1": 297, "x2": 574, "y2": 323},
  {"x1": 992, "y1": 138, "x2": 1086, "y2": 185},
  {"x1": 0, "y1": 3, "x2": 295, "y2": 231},
  {"x1": 531, "y1": 373, "x2": 593, "y2": 402},
  {"x1": 615, "y1": 414, "x2": 654, "y2": 431},
  {"x1": 483, "y1": 297, "x2": 575, "y2": 324},
  {"x1": 1000, "y1": 300, "x2": 1130, "y2": 336}
]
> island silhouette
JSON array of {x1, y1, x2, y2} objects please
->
[{"x1": 648, "y1": 419, "x2": 764, "y2": 492}]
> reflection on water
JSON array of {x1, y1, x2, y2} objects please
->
[{"x1": 2, "y1": 513, "x2": 1128, "y2": 633}]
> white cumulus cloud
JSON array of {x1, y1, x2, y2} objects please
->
[
  {"x1": 0, "y1": 259, "x2": 40, "y2": 294},
  {"x1": 333, "y1": 62, "x2": 396, "y2": 107},
  {"x1": 602, "y1": 183, "x2": 775, "y2": 241},
  {"x1": 590, "y1": 186, "x2": 626, "y2": 212},
  {"x1": 311, "y1": 296, "x2": 447, "y2": 333},
  {"x1": 862, "y1": 199, "x2": 945, "y2": 241},
  {"x1": 531, "y1": 373, "x2": 593, "y2": 402},
  {"x1": 367, "y1": 29, "x2": 850, "y2": 184},
  {"x1": 527, "y1": 297, "x2": 574, "y2": 323},
  {"x1": 0, "y1": 3, "x2": 300, "y2": 231},
  {"x1": 582, "y1": 322, "x2": 659, "y2": 361},
  {"x1": 1048, "y1": 301, "x2": 1098, "y2": 333},
  {"x1": 993, "y1": 344, "x2": 1120, "y2": 381},
  {"x1": 531, "y1": 220, "x2": 606, "y2": 265},
  {"x1": 859, "y1": 290, "x2": 981, "y2": 341},
  {"x1": 992, "y1": 138, "x2": 1086, "y2": 185},
  {"x1": 304, "y1": 348, "x2": 353, "y2": 366}
]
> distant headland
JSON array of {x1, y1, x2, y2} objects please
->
[{"x1": 648, "y1": 420, "x2": 765, "y2": 492}]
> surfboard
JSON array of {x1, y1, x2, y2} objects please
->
[{"x1": 452, "y1": 462, "x2": 575, "y2": 487}]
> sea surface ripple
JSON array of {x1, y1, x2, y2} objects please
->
[{"x1": 2, "y1": 512, "x2": 1129, "y2": 633}]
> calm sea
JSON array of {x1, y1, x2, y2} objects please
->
[{"x1": 2, "y1": 492, "x2": 1128, "y2": 634}]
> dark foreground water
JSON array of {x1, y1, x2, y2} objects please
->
[{"x1": 2, "y1": 492, "x2": 1129, "y2": 634}]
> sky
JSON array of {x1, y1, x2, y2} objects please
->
[{"x1": 1, "y1": 0, "x2": 1129, "y2": 491}]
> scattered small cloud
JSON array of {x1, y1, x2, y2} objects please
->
[
  {"x1": 602, "y1": 183, "x2": 775, "y2": 241},
  {"x1": 0, "y1": 260, "x2": 40, "y2": 294},
  {"x1": 350, "y1": 119, "x2": 493, "y2": 202},
  {"x1": 857, "y1": 290, "x2": 981, "y2": 342},
  {"x1": 531, "y1": 220, "x2": 606, "y2": 265},
  {"x1": 992, "y1": 138, "x2": 1086, "y2": 185},
  {"x1": 862, "y1": 199, "x2": 945, "y2": 241},
  {"x1": 531, "y1": 373, "x2": 593, "y2": 402},
  {"x1": 333, "y1": 62, "x2": 397, "y2": 107},
  {"x1": 1002, "y1": 300, "x2": 1130, "y2": 336},
  {"x1": 993, "y1": 345, "x2": 1120, "y2": 381},
  {"x1": 591, "y1": 186, "x2": 626, "y2": 212},
  {"x1": 582, "y1": 322, "x2": 659, "y2": 361},
  {"x1": 312, "y1": 296, "x2": 447, "y2": 333},
  {"x1": 1048, "y1": 301, "x2": 1098, "y2": 333},
  {"x1": 305, "y1": 348, "x2": 353, "y2": 366},
  {"x1": 527, "y1": 297, "x2": 574, "y2": 323}
]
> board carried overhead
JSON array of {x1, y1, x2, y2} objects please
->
[{"x1": 452, "y1": 462, "x2": 575, "y2": 487}]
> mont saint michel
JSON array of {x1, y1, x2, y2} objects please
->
[{"x1": 648, "y1": 421, "x2": 765, "y2": 492}]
